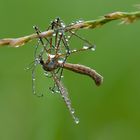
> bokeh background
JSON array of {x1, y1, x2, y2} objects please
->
[{"x1": 0, "y1": 0, "x2": 140, "y2": 140}]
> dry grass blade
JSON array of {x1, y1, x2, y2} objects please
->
[{"x1": 0, "y1": 11, "x2": 140, "y2": 47}]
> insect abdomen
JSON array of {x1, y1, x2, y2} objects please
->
[{"x1": 62, "y1": 63, "x2": 103, "y2": 86}]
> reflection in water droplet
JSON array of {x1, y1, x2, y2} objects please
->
[
  {"x1": 58, "y1": 59, "x2": 64, "y2": 64},
  {"x1": 71, "y1": 22, "x2": 75, "y2": 25},
  {"x1": 53, "y1": 33, "x2": 56, "y2": 37},
  {"x1": 55, "y1": 90, "x2": 60, "y2": 93},
  {"x1": 49, "y1": 54, "x2": 55, "y2": 58},
  {"x1": 61, "y1": 23, "x2": 66, "y2": 28},
  {"x1": 83, "y1": 46, "x2": 89, "y2": 50},
  {"x1": 72, "y1": 49, "x2": 77, "y2": 52},
  {"x1": 71, "y1": 108, "x2": 75, "y2": 114},
  {"x1": 51, "y1": 90, "x2": 55, "y2": 94},
  {"x1": 91, "y1": 47, "x2": 95, "y2": 51},
  {"x1": 75, "y1": 117, "x2": 79, "y2": 124},
  {"x1": 24, "y1": 67, "x2": 30, "y2": 70},
  {"x1": 59, "y1": 32, "x2": 62, "y2": 35},
  {"x1": 44, "y1": 72, "x2": 49, "y2": 76},
  {"x1": 78, "y1": 19, "x2": 84, "y2": 23}
]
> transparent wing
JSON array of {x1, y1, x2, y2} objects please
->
[{"x1": 51, "y1": 72, "x2": 79, "y2": 124}]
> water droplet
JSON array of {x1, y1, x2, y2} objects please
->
[
  {"x1": 33, "y1": 78, "x2": 35, "y2": 81},
  {"x1": 91, "y1": 45, "x2": 96, "y2": 51},
  {"x1": 61, "y1": 95, "x2": 65, "y2": 98},
  {"x1": 72, "y1": 49, "x2": 77, "y2": 52},
  {"x1": 61, "y1": 22, "x2": 66, "y2": 28},
  {"x1": 15, "y1": 45, "x2": 19, "y2": 48},
  {"x1": 61, "y1": 75, "x2": 64, "y2": 78},
  {"x1": 55, "y1": 90, "x2": 60, "y2": 93},
  {"x1": 24, "y1": 67, "x2": 30, "y2": 70},
  {"x1": 55, "y1": 18, "x2": 58, "y2": 22},
  {"x1": 58, "y1": 32, "x2": 61, "y2": 35},
  {"x1": 62, "y1": 24, "x2": 66, "y2": 28},
  {"x1": 53, "y1": 33, "x2": 56, "y2": 37},
  {"x1": 58, "y1": 58, "x2": 65, "y2": 64},
  {"x1": 33, "y1": 25, "x2": 36, "y2": 29},
  {"x1": 76, "y1": 21, "x2": 79, "y2": 24},
  {"x1": 48, "y1": 54, "x2": 55, "y2": 58},
  {"x1": 78, "y1": 19, "x2": 84, "y2": 23},
  {"x1": 67, "y1": 35, "x2": 71, "y2": 39},
  {"x1": 71, "y1": 108, "x2": 75, "y2": 114},
  {"x1": 65, "y1": 39, "x2": 69, "y2": 42},
  {"x1": 75, "y1": 117, "x2": 80, "y2": 124},
  {"x1": 71, "y1": 22, "x2": 75, "y2": 25},
  {"x1": 65, "y1": 49, "x2": 70, "y2": 54},
  {"x1": 91, "y1": 47, "x2": 95, "y2": 51},
  {"x1": 44, "y1": 72, "x2": 49, "y2": 76},
  {"x1": 51, "y1": 90, "x2": 55, "y2": 94},
  {"x1": 83, "y1": 46, "x2": 89, "y2": 50}
]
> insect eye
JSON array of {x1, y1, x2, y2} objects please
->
[{"x1": 40, "y1": 59, "x2": 44, "y2": 65}]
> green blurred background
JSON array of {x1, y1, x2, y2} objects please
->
[{"x1": 0, "y1": 0, "x2": 140, "y2": 140}]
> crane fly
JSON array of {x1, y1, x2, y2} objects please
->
[{"x1": 26, "y1": 18, "x2": 103, "y2": 124}]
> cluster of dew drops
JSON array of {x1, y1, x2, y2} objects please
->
[
  {"x1": 49, "y1": 19, "x2": 95, "y2": 124},
  {"x1": 32, "y1": 18, "x2": 96, "y2": 124}
]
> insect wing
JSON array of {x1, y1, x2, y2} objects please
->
[{"x1": 51, "y1": 72, "x2": 79, "y2": 124}]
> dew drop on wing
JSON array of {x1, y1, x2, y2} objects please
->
[{"x1": 71, "y1": 108, "x2": 75, "y2": 114}]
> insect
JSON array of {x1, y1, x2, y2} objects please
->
[{"x1": 27, "y1": 18, "x2": 103, "y2": 124}]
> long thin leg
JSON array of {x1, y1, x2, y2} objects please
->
[{"x1": 69, "y1": 31, "x2": 94, "y2": 47}]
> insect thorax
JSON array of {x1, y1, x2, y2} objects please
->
[{"x1": 42, "y1": 58, "x2": 59, "y2": 71}]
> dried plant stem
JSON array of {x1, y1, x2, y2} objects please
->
[
  {"x1": 0, "y1": 30, "x2": 54, "y2": 47},
  {"x1": 0, "y1": 11, "x2": 140, "y2": 47}
]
